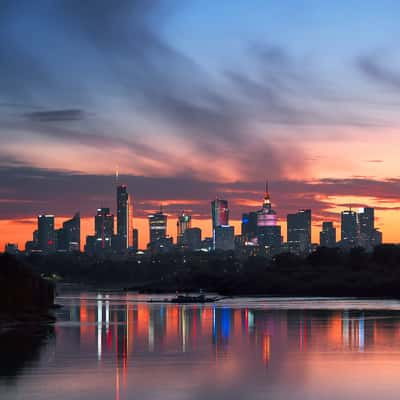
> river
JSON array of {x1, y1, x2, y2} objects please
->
[{"x1": 2, "y1": 293, "x2": 400, "y2": 399}]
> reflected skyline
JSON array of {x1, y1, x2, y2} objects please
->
[{"x1": 4, "y1": 296, "x2": 400, "y2": 399}]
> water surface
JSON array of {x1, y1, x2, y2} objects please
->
[{"x1": 2, "y1": 294, "x2": 400, "y2": 399}]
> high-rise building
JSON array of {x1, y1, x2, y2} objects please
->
[
  {"x1": 372, "y1": 229, "x2": 383, "y2": 247},
  {"x1": 132, "y1": 228, "x2": 139, "y2": 252},
  {"x1": 85, "y1": 235, "x2": 96, "y2": 256},
  {"x1": 319, "y1": 221, "x2": 336, "y2": 247},
  {"x1": 287, "y1": 209, "x2": 311, "y2": 254},
  {"x1": 257, "y1": 182, "x2": 281, "y2": 255},
  {"x1": 211, "y1": 199, "x2": 229, "y2": 229},
  {"x1": 241, "y1": 211, "x2": 258, "y2": 241},
  {"x1": 340, "y1": 209, "x2": 358, "y2": 248},
  {"x1": 214, "y1": 225, "x2": 235, "y2": 251},
  {"x1": 116, "y1": 185, "x2": 131, "y2": 251},
  {"x1": 211, "y1": 198, "x2": 230, "y2": 250},
  {"x1": 358, "y1": 207, "x2": 374, "y2": 250},
  {"x1": 183, "y1": 227, "x2": 202, "y2": 250},
  {"x1": 57, "y1": 212, "x2": 80, "y2": 252},
  {"x1": 95, "y1": 208, "x2": 114, "y2": 251},
  {"x1": 341, "y1": 209, "x2": 358, "y2": 248},
  {"x1": 177, "y1": 212, "x2": 191, "y2": 246},
  {"x1": 37, "y1": 214, "x2": 55, "y2": 254},
  {"x1": 148, "y1": 208, "x2": 167, "y2": 245}
]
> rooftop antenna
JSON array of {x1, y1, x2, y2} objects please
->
[{"x1": 115, "y1": 165, "x2": 119, "y2": 187}]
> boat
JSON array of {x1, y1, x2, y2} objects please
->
[{"x1": 169, "y1": 294, "x2": 217, "y2": 303}]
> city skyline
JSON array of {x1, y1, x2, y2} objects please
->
[
  {"x1": 2, "y1": 1, "x2": 400, "y2": 249},
  {"x1": 2, "y1": 180, "x2": 383, "y2": 253}
]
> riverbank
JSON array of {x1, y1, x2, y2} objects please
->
[{"x1": 0, "y1": 254, "x2": 55, "y2": 332}]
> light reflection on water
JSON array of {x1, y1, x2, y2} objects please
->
[{"x1": 3, "y1": 294, "x2": 400, "y2": 399}]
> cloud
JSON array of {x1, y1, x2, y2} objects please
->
[
  {"x1": 1, "y1": 160, "x2": 400, "y2": 229},
  {"x1": 358, "y1": 54, "x2": 400, "y2": 90},
  {"x1": 24, "y1": 109, "x2": 85, "y2": 122}
]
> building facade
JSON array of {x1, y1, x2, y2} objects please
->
[
  {"x1": 37, "y1": 214, "x2": 55, "y2": 254},
  {"x1": 94, "y1": 208, "x2": 114, "y2": 252},
  {"x1": 117, "y1": 185, "x2": 131, "y2": 251},
  {"x1": 319, "y1": 221, "x2": 336, "y2": 247},
  {"x1": 340, "y1": 210, "x2": 358, "y2": 248},
  {"x1": 148, "y1": 208, "x2": 167, "y2": 245},
  {"x1": 287, "y1": 209, "x2": 312, "y2": 255},
  {"x1": 177, "y1": 212, "x2": 192, "y2": 246}
]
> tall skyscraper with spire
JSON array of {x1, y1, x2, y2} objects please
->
[
  {"x1": 117, "y1": 184, "x2": 131, "y2": 250},
  {"x1": 257, "y1": 181, "x2": 278, "y2": 227},
  {"x1": 257, "y1": 181, "x2": 282, "y2": 255}
]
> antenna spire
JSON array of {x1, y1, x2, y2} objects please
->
[
  {"x1": 115, "y1": 166, "x2": 119, "y2": 186},
  {"x1": 263, "y1": 179, "x2": 271, "y2": 207}
]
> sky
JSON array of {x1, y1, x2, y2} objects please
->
[{"x1": 2, "y1": 0, "x2": 400, "y2": 249}]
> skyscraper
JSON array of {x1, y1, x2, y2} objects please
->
[
  {"x1": 214, "y1": 225, "x2": 235, "y2": 251},
  {"x1": 211, "y1": 199, "x2": 229, "y2": 229},
  {"x1": 257, "y1": 182, "x2": 281, "y2": 255},
  {"x1": 287, "y1": 209, "x2": 312, "y2": 254},
  {"x1": 241, "y1": 211, "x2": 258, "y2": 241},
  {"x1": 57, "y1": 212, "x2": 80, "y2": 252},
  {"x1": 184, "y1": 227, "x2": 202, "y2": 250},
  {"x1": 117, "y1": 185, "x2": 131, "y2": 251},
  {"x1": 358, "y1": 207, "x2": 373, "y2": 250},
  {"x1": 95, "y1": 208, "x2": 114, "y2": 251},
  {"x1": 340, "y1": 209, "x2": 358, "y2": 248},
  {"x1": 132, "y1": 228, "x2": 139, "y2": 252},
  {"x1": 319, "y1": 221, "x2": 336, "y2": 247},
  {"x1": 148, "y1": 207, "x2": 167, "y2": 244},
  {"x1": 257, "y1": 182, "x2": 278, "y2": 227},
  {"x1": 211, "y1": 198, "x2": 229, "y2": 250},
  {"x1": 177, "y1": 212, "x2": 191, "y2": 246},
  {"x1": 37, "y1": 214, "x2": 55, "y2": 254}
]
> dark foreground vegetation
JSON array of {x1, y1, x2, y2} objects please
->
[
  {"x1": 0, "y1": 254, "x2": 54, "y2": 324},
  {"x1": 18, "y1": 244, "x2": 400, "y2": 297}
]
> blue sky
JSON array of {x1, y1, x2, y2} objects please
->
[{"x1": 2, "y1": 0, "x2": 400, "y2": 246}]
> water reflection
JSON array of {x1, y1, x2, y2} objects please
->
[{"x1": 3, "y1": 295, "x2": 400, "y2": 399}]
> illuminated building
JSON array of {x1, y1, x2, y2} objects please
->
[
  {"x1": 257, "y1": 182, "x2": 282, "y2": 255},
  {"x1": 201, "y1": 237, "x2": 213, "y2": 251},
  {"x1": 214, "y1": 225, "x2": 235, "y2": 251},
  {"x1": 56, "y1": 212, "x2": 80, "y2": 252},
  {"x1": 287, "y1": 209, "x2": 311, "y2": 254},
  {"x1": 148, "y1": 207, "x2": 167, "y2": 245},
  {"x1": 319, "y1": 221, "x2": 336, "y2": 247},
  {"x1": 257, "y1": 182, "x2": 278, "y2": 227},
  {"x1": 94, "y1": 208, "x2": 114, "y2": 252},
  {"x1": 37, "y1": 214, "x2": 55, "y2": 254},
  {"x1": 211, "y1": 199, "x2": 229, "y2": 229},
  {"x1": 241, "y1": 211, "x2": 258, "y2": 241},
  {"x1": 177, "y1": 212, "x2": 191, "y2": 246},
  {"x1": 340, "y1": 209, "x2": 358, "y2": 248},
  {"x1": 358, "y1": 207, "x2": 381, "y2": 250},
  {"x1": 211, "y1": 198, "x2": 230, "y2": 250},
  {"x1": 117, "y1": 185, "x2": 131, "y2": 251},
  {"x1": 183, "y1": 227, "x2": 202, "y2": 250}
]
